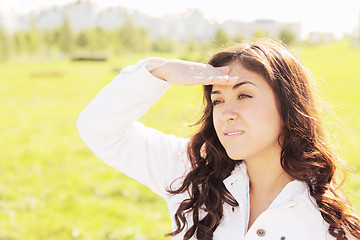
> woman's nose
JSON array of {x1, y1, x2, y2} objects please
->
[{"x1": 221, "y1": 103, "x2": 239, "y2": 122}]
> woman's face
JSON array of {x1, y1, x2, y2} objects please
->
[{"x1": 211, "y1": 62, "x2": 283, "y2": 162}]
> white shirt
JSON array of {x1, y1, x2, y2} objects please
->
[{"x1": 77, "y1": 58, "x2": 348, "y2": 240}]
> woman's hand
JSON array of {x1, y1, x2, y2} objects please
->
[{"x1": 149, "y1": 59, "x2": 238, "y2": 86}]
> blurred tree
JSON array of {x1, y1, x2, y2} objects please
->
[
  {"x1": 43, "y1": 29, "x2": 60, "y2": 54},
  {"x1": 13, "y1": 32, "x2": 27, "y2": 54},
  {"x1": 152, "y1": 36, "x2": 176, "y2": 52},
  {"x1": 0, "y1": 27, "x2": 10, "y2": 61},
  {"x1": 75, "y1": 31, "x2": 89, "y2": 49},
  {"x1": 179, "y1": 37, "x2": 202, "y2": 61},
  {"x1": 358, "y1": 13, "x2": 360, "y2": 46},
  {"x1": 111, "y1": 15, "x2": 150, "y2": 53},
  {"x1": 109, "y1": 28, "x2": 124, "y2": 53},
  {"x1": 129, "y1": 28, "x2": 150, "y2": 52},
  {"x1": 253, "y1": 30, "x2": 269, "y2": 38},
  {"x1": 26, "y1": 19, "x2": 42, "y2": 53},
  {"x1": 122, "y1": 15, "x2": 148, "y2": 51},
  {"x1": 233, "y1": 35, "x2": 246, "y2": 44},
  {"x1": 118, "y1": 14, "x2": 134, "y2": 48},
  {"x1": 186, "y1": 37, "x2": 199, "y2": 52},
  {"x1": 278, "y1": 29, "x2": 296, "y2": 45},
  {"x1": 89, "y1": 27, "x2": 108, "y2": 50},
  {"x1": 58, "y1": 17, "x2": 73, "y2": 55},
  {"x1": 213, "y1": 27, "x2": 230, "y2": 48}
]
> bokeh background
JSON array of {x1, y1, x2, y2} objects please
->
[{"x1": 1, "y1": 0, "x2": 360, "y2": 239}]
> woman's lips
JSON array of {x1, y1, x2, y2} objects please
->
[{"x1": 224, "y1": 130, "x2": 245, "y2": 137}]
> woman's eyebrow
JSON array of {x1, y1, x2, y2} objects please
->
[
  {"x1": 232, "y1": 81, "x2": 257, "y2": 89},
  {"x1": 211, "y1": 81, "x2": 257, "y2": 95},
  {"x1": 211, "y1": 90, "x2": 221, "y2": 95}
]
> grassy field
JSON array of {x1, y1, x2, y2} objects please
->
[{"x1": 0, "y1": 41, "x2": 359, "y2": 240}]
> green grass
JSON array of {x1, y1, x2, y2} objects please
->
[
  {"x1": 1, "y1": 42, "x2": 360, "y2": 239},
  {"x1": 299, "y1": 42, "x2": 360, "y2": 201}
]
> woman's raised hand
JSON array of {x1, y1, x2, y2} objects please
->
[{"x1": 149, "y1": 59, "x2": 239, "y2": 86}]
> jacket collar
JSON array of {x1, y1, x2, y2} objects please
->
[{"x1": 223, "y1": 161, "x2": 314, "y2": 212}]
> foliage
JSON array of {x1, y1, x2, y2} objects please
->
[
  {"x1": 75, "y1": 31, "x2": 89, "y2": 49},
  {"x1": 2, "y1": 15, "x2": 153, "y2": 59},
  {"x1": 114, "y1": 16, "x2": 151, "y2": 53},
  {"x1": 178, "y1": 38, "x2": 213, "y2": 62},
  {"x1": 43, "y1": 29, "x2": 60, "y2": 54},
  {"x1": 58, "y1": 17, "x2": 73, "y2": 55},
  {"x1": 13, "y1": 31, "x2": 27, "y2": 54},
  {"x1": 253, "y1": 29, "x2": 269, "y2": 38},
  {"x1": 0, "y1": 26, "x2": 10, "y2": 61},
  {"x1": 152, "y1": 37, "x2": 176, "y2": 53},
  {"x1": 213, "y1": 27, "x2": 230, "y2": 49},
  {"x1": 26, "y1": 19, "x2": 42, "y2": 53},
  {"x1": 232, "y1": 35, "x2": 246, "y2": 44},
  {"x1": 11, "y1": 21, "x2": 45, "y2": 56},
  {"x1": 278, "y1": 28, "x2": 296, "y2": 45}
]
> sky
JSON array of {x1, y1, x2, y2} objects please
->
[{"x1": 1, "y1": 0, "x2": 360, "y2": 39}]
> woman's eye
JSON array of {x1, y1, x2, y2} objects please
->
[
  {"x1": 238, "y1": 94, "x2": 252, "y2": 99},
  {"x1": 211, "y1": 99, "x2": 223, "y2": 106}
]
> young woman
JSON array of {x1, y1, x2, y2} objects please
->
[{"x1": 77, "y1": 39, "x2": 360, "y2": 239}]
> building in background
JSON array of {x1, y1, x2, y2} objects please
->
[
  {"x1": 353, "y1": 10, "x2": 360, "y2": 47},
  {"x1": 0, "y1": 0, "x2": 301, "y2": 42},
  {"x1": 221, "y1": 19, "x2": 301, "y2": 40},
  {"x1": 0, "y1": 0, "x2": 16, "y2": 31},
  {"x1": 308, "y1": 32, "x2": 335, "y2": 44}
]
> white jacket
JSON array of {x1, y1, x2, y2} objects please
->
[{"x1": 77, "y1": 58, "x2": 351, "y2": 240}]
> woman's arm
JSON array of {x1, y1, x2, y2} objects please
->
[
  {"x1": 77, "y1": 58, "x2": 188, "y2": 197},
  {"x1": 77, "y1": 57, "x2": 237, "y2": 197},
  {"x1": 149, "y1": 58, "x2": 237, "y2": 85}
]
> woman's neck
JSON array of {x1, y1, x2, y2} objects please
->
[
  {"x1": 244, "y1": 152, "x2": 294, "y2": 229},
  {"x1": 246, "y1": 160, "x2": 293, "y2": 197}
]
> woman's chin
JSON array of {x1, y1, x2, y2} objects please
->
[{"x1": 227, "y1": 152, "x2": 244, "y2": 161}]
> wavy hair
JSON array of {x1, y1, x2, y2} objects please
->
[{"x1": 166, "y1": 39, "x2": 360, "y2": 239}]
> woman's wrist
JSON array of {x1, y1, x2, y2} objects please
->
[{"x1": 147, "y1": 59, "x2": 168, "y2": 81}]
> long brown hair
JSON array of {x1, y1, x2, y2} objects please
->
[{"x1": 166, "y1": 39, "x2": 360, "y2": 239}]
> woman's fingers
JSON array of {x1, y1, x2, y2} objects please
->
[
  {"x1": 201, "y1": 64, "x2": 238, "y2": 85},
  {"x1": 149, "y1": 59, "x2": 239, "y2": 86},
  {"x1": 202, "y1": 75, "x2": 239, "y2": 85},
  {"x1": 215, "y1": 66, "x2": 231, "y2": 74}
]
